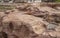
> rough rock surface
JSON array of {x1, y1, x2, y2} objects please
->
[{"x1": 0, "y1": 3, "x2": 60, "y2": 38}]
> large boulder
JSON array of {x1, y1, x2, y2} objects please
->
[{"x1": 2, "y1": 13, "x2": 46, "y2": 38}]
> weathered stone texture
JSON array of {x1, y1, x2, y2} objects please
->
[{"x1": 0, "y1": 3, "x2": 60, "y2": 38}]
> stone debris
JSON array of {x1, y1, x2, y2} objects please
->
[{"x1": 0, "y1": 3, "x2": 60, "y2": 38}]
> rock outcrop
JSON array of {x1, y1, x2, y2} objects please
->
[{"x1": 0, "y1": 3, "x2": 60, "y2": 38}]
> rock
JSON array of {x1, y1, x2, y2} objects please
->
[
  {"x1": 55, "y1": 7, "x2": 60, "y2": 10},
  {"x1": 0, "y1": 12, "x2": 6, "y2": 18},
  {"x1": 2, "y1": 13, "x2": 46, "y2": 38},
  {"x1": 47, "y1": 23, "x2": 57, "y2": 30},
  {"x1": 2, "y1": 13, "x2": 46, "y2": 34},
  {"x1": 55, "y1": 25, "x2": 60, "y2": 32},
  {"x1": 0, "y1": 3, "x2": 60, "y2": 38},
  {"x1": 0, "y1": 12, "x2": 6, "y2": 32},
  {"x1": 49, "y1": 31, "x2": 60, "y2": 38}
]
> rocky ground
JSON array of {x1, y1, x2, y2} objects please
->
[{"x1": 0, "y1": 3, "x2": 60, "y2": 38}]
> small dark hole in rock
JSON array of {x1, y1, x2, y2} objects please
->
[
  {"x1": 8, "y1": 22, "x2": 14, "y2": 32},
  {"x1": 9, "y1": 22, "x2": 14, "y2": 30}
]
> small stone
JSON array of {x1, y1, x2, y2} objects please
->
[{"x1": 47, "y1": 24, "x2": 57, "y2": 30}]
